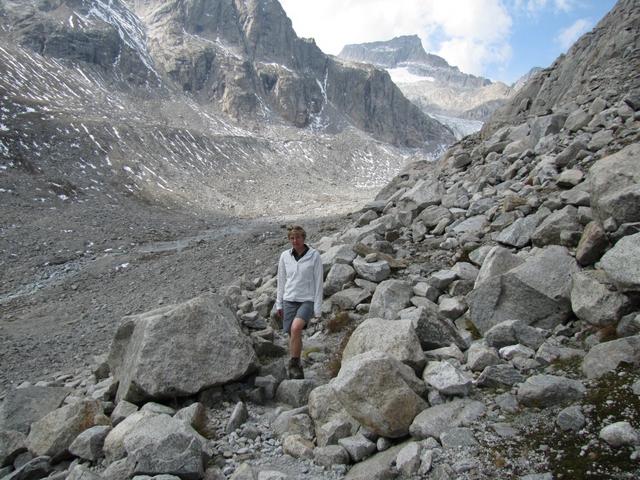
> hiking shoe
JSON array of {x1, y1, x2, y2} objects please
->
[{"x1": 288, "y1": 358, "x2": 304, "y2": 380}]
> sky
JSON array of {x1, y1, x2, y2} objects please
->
[{"x1": 278, "y1": 0, "x2": 617, "y2": 85}]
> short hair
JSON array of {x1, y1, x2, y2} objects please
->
[{"x1": 287, "y1": 225, "x2": 306, "y2": 239}]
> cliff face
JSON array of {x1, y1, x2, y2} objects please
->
[
  {"x1": 0, "y1": 0, "x2": 453, "y2": 148},
  {"x1": 483, "y1": 0, "x2": 640, "y2": 138}
]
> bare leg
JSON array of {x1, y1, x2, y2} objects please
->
[{"x1": 289, "y1": 317, "x2": 305, "y2": 358}]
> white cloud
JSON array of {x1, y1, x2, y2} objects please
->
[
  {"x1": 556, "y1": 18, "x2": 592, "y2": 49},
  {"x1": 514, "y1": 0, "x2": 575, "y2": 14},
  {"x1": 279, "y1": 0, "x2": 513, "y2": 77}
]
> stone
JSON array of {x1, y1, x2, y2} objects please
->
[
  {"x1": 343, "y1": 443, "x2": 405, "y2": 480},
  {"x1": 410, "y1": 399, "x2": 485, "y2": 439},
  {"x1": 589, "y1": 144, "x2": 640, "y2": 225},
  {"x1": 330, "y1": 288, "x2": 371, "y2": 310},
  {"x1": 571, "y1": 270, "x2": 628, "y2": 327},
  {"x1": 111, "y1": 400, "x2": 139, "y2": 427},
  {"x1": 468, "y1": 246, "x2": 579, "y2": 334},
  {"x1": 556, "y1": 169, "x2": 584, "y2": 187},
  {"x1": 254, "y1": 376, "x2": 278, "y2": 401},
  {"x1": 417, "y1": 205, "x2": 451, "y2": 228},
  {"x1": 321, "y1": 244, "x2": 357, "y2": 275},
  {"x1": 438, "y1": 297, "x2": 467, "y2": 320},
  {"x1": 512, "y1": 322, "x2": 547, "y2": 350},
  {"x1": 102, "y1": 458, "x2": 135, "y2": 480},
  {"x1": 477, "y1": 364, "x2": 525, "y2": 388},
  {"x1": 535, "y1": 342, "x2": 584, "y2": 365},
  {"x1": 496, "y1": 215, "x2": 540, "y2": 248},
  {"x1": 413, "y1": 282, "x2": 440, "y2": 302},
  {"x1": 229, "y1": 463, "x2": 255, "y2": 480},
  {"x1": 338, "y1": 434, "x2": 377, "y2": 462},
  {"x1": 560, "y1": 187, "x2": 590, "y2": 207},
  {"x1": 0, "y1": 430, "x2": 27, "y2": 467},
  {"x1": 517, "y1": 375, "x2": 586, "y2": 407},
  {"x1": 3, "y1": 456, "x2": 52, "y2": 480},
  {"x1": 531, "y1": 205, "x2": 581, "y2": 247},
  {"x1": 226, "y1": 402, "x2": 248, "y2": 433},
  {"x1": 599, "y1": 422, "x2": 640, "y2": 447},
  {"x1": 342, "y1": 318, "x2": 426, "y2": 373},
  {"x1": 67, "y1": 464, "x2": 102, "y2": 480},
  {"x1": 423, "y1": 361, "x2": 473, "y2": 396},
  {"x1": 411, "y1": 305, "x2": 468, "y2": 351},
  {"x1": 324, "y1": 264, "x2": 356, "y2": 296},
  {"x1": 556, "y1": 405, "x2": 586, "y2": 432},
  {"x1": 440, "y1": 427, "x2": 478, "y2": 448},
  {"x1": 555, "y1": 140, "x2": 588, "y2": 168},
  {"x1": 357, "y1": 210, "x2": 378, "y2": 226},
  {"x1": 26, "y1": 399, "x2": 105, "y2": 461},
  {"x1": 316, "y1": 418, "x2": 353, "y2": 447},
  {"x1": 368, "y1": 280, "x2": 412, "y2": 320},
  {"x1": 331, "y1": 351, "x2": 428, "y2": 438},
  {"x1": 599, "y1": 232, "x2": 640, "y2": 292},
  {"x1": 617, "y1": 314, "x2": 640, "y2": 338},
  {"x1": 272, "y1": 410, "x2": 314, "y2": 440},
  {"x1": 124, "y1": 414, "x2": 205, "y2": 480},
  {"x1": 313, "y1": 444, "x2": 350, "y2": 467},
  {"x1": 582, "y1": 336, "x2": 640, "y2": 379},
  {"x1": 499, "y1": 344, "x2": 535, "y2": 361},
  {"x1": 425, "y1": 345, "x2": 465, "y2": 363},
  {"x1": 104, "y1": 411, "x2": 155, "y2": 463},
  {"x1": 474, "y1": 246, "x2": 525, "y2": 288},
  {"x1": 0, "y1": 387, "x2": 70, "y2": 434},
  {"x1": 427, "y1": 270, "x2": 458, "y2": 290},
  {"x1": 282, "y1": 434, "x2": 314, "y2": 460},
  {"x1": 353, "y1": 256, "x2": 391, "y2": 283},
  {"x1": 395, "y1": 441, "x2": 422, "y2": 476},
  {"x1": 140, "y1": 403, "x2": 175, "y2": 416},
  {"x1": 452, "y1": 215, "x2": 487, "y2": 234},
  {"x1": 108, "y1": 294, "x2": 257, "y2": 403},
  {"x1": 174, "y1": 403, "x2": 208, "y2": 436},
  {"x1": 564, "y1": 107, "x2": 592, "y2": 132},
  {"x1": 275, "y1": 380, "x2": 316, "y2": 408},
  {"x1": 485, "y1": 320, "x2": 518, "y2": 349},
  {"x1": 466, "y1": 343, "x2": 502, "y2": 372},
  {"x1": 308, "y1": 384, "x2": 350, "y2": 428},
  {"x1": 68, "y1": 425, "x2": 111, "y2": 461},
  {"x1": 398, "y1": 177, "x2": 444, "y2": 213}
]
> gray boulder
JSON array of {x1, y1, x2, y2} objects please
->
[
  {"x1": 26, "y1": 400, "x2": 106, "y2": 461},
  {"x1": 108, "y1": 294, "x2": 257, "y2": 403},
  {"x1": 422, "y1": 361, "x2": 473, "y2": 397},
  {"x1": 531, "y1": 205, "x2": 581, "y2": 247},
  {"x1": 571, "y1": 270, "x2": 628, "y2": 326},
  {"x1": 111, "y1": 400, "x2": 139, "y2": 427},
  {"x1": 474, "y1": 246, "x2": 525, "y2": 288},
  {"x1": 599, "y1": 421, "x2": 640, "y2": 447},
  {"x1": 556, "y1": 405, "x2": 586, "y2": 432},
  {"x1": 410, "y1": 399, "x2": 485, "y2": 439},
  {"x1": 330, "y1": 288, "x2": 372, "y2": 310},
  {"x1": 410, "y1": 305, "x2": 468, "y2": 351},
  {"x1": 342, "y1": 318, "x2": 426, "y2": 373},
  {"x1": 313, "y1": 444, "x2": 350, "y2": 467},
  {"x1": 68, "y1": 425, "x2": 111, "y2": 461},
  {"x1": 331, "y1": 351, "x2": 428, "y2": 438},
  {"x1": 466, "y1": 343, "x2": 502, "y2": 372},
  {"x1": 343, "y1": 443, "x2": 405, "y2": 480},
  {"x1": 497, "y1": 215, "x2": 541, "y2": 248},
  {"x1": 324, "y1": 264, "x2": 356, "y2": 296},
  {"x1": 104, "y1": 411, "x2": 155, "y2": 463},
  {"x1": 275, "y1": 380, "x2": 316, "y2": 408},
  {"x1": 477, "y1": 364, "x2": 525, "y2": 388},
  {"x1": 589, "y1": 143, "x2": 640, "y2": 225},
  {"x1": 338, "y1": 434, "x2": 377, "y2": 462},
  {"x1": 576, "y1": 221, "x2": 609, "y2": 266},
  {"x1": 321, "y1": 245, "x2": 357, "y2": 275},
  {"x1": 398, "y1": 178, "x2": 443, "y2": 213},
  {"x1": 353, "y1": 256, "x2": 391, "y2": 283},
  {"x1": 0, "y1": 387, "x2": 70, "y2": 434},
  {"x1": 368, "y1": 280, "x2": 412, "y2": 320},
  {"x1": 0, "y1": 430, "x2": 27, "y2": 467},
  {"x1": 599, "y1": 232, "x2": 640, "y2": 292},
  {"x1": 582, "y1": 336, "x2": 640, "y2": 379},
  {"x1": 468, "y1": 246, "x2": 579, "y2": 334},
  {"x1": 517, "y1": 375, "x2": 586, "y2": 407},
  {"x1": 123, "y1": 414, "x2": 206, "y2": 480}
]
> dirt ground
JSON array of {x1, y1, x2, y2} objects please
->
[{"x1": 0, "y1": 194, "x2": 354, "y2": 398}]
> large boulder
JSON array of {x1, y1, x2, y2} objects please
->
[
  {"x1": 324, "y1": 264, "x2": 356, "y2": 296},
  {"x1": 570, "y1": 271, "x2": 628, "y2": 327},
  {"x1": 321, "y1": 244, "x2": 357, "y2": 275},
  {"x1": 368, "y1": 280, "x2": 412, "y2": 320},
  {"x1": 26, "y1": 400, "x2": 106, "y2": 461},
  {"x1": 474, "y1": 246, "x2": 525, "y2": 288},
  {"x1": 353, "y1": 256, "x2": 391, "y2": 283},
  {"x1": 108, "y1": 294, "x2": 257, "y2": 403},
  {"x1": 409, "y1": 304, "x2": 468, "y2": 351},
  {"x1": 342, "y1": 318, "x2": 426, "y2": 373},
  {"x1": 409, "y1": 399, "x2": 485, "y2": 439},
  {"x1": 531, "y1": 206, "x2": 582, "y2": 247},
  {"x1": 331, "y1": 351, "x2": 428, "y2": 438},
  {"x1": 123, "y1": 414, "x2": 206, "y2": 480},
  {"x1": 0, "y1": 387, "x2": 70, "y2": 434},
  {"x1": 467, "y1": 246, "x2": 579, "y2": 334},
  {"x1": 599, "y1": 233, "x2": 640, "y2": 293},
  {"x1": 588, "y1": 143, "x2": 640, "y2": 225},
  {"x1": 517, "y1": 375, "x2": 586, "y2": 407},
  {"x1": 582, "y1": 336, "x2": 640, "y2": 379}
]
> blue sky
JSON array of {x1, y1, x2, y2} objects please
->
[{"x1": 279, "y1": 0, "x2": 618, "y2": 84}]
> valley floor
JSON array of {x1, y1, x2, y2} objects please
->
[{"x1": 0, "y1": 195, "x2": 355, "y2": 397}]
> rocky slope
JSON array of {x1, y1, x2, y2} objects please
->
[
  {"x1": 1, "y1": 1, "x2": 639, "y2": 480},
  {"x1": 338, "y1": 35, "x2": 514, "y2": 135}
]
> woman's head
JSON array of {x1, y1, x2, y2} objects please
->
[{"x1": 287, "y1": 225, "x2": 306, "y2": 240}]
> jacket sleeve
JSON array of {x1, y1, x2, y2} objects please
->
[
  {"x1": 313, "y1": 253, "x2": 324, "y2": 316},
  {"x1": 276, "y1": 253, "x2": 285, "y2": 310}
]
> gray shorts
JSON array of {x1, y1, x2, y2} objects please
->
[{"x1": 283, "y1": 300, "x2": 314, "y2": 334}]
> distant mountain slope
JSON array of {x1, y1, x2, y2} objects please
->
[{"x1": 338, "y1": 34, "x2": 514, "y2": 131}]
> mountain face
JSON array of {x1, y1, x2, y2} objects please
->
[
  {"x1": 0, "y1": 0, "x2": 455, "y2": 223},
  {"x1": 338, "y1": 34, "x2": 513, "y2": 132}
]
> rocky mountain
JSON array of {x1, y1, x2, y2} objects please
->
[
  {"x1": 0, "y1": 0, "x2": 455, "y2": 222},
  {"x1": 512, "y1": 67, "x2": 543, "y2": 92},
  {"x1": 338, "y1": 35, "x2": 514, "y2": 136},
  {"x1": 1, "y1": 1, "x2": 639, "y2": 480}
]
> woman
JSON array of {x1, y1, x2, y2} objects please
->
[{"x1": 275, "y1": 225, "x2": 324, "y2": 379}]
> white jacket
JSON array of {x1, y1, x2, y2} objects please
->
[{"x1": 276, "y1": 246, "x2": 324, "y2": 317}]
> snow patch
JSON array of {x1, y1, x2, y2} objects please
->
[{"x1": 387, "y1": 67, "x2": 435, "y2": 84}]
